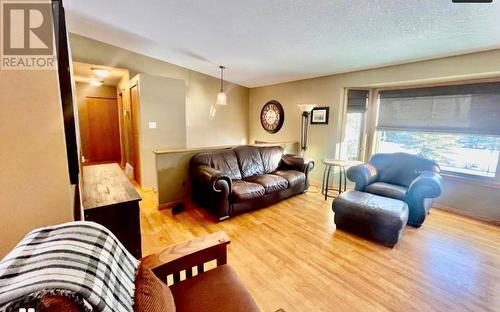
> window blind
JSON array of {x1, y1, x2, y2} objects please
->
[
  {"x1": 377, "y1": 82, "x2": 500, "y2": 136},
  {"x1": 347, "y1": 90, "x2": 369, "y2": 113}
]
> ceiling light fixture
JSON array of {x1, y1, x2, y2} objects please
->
[
  {"x1": 216, "y1": 65, "x2": 227, "y2": 105},
  {"x1": 91, "y1": 68, "x2": 110, "y2": 78},
  {"x1": 89, "y1": 79, "x2": 104, "y2": 87}
]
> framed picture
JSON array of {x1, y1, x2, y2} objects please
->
[{"x1": 311, "y1": 107, "x2": 329, "y2": 125}]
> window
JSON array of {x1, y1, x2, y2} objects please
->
[
  {"x1": 345, "y1": 112, "x2": 364, "y2": 160},
  {"x1": 377, "y1": 131, "x2": 500, "y2": 178},
  {"x1": 376, "y1": 82, "x2": 500, "y2": 180},
  {"x1": 342, "y1": 89, "x2": 369, "y2": 161}
]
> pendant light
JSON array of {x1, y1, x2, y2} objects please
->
[{"x1": 216, "y1": 65, "x2": 227, "y2": 105}]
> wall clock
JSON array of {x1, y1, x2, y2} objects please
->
[{"x1": 260, "y1": 100, "x2": 284, "y2": 133}]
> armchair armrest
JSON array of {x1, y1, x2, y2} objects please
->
[
  {"x1": 407, "y1": 171, "x2": 443, "y2": 199},
  {"x1": 191, "y1": 165, "x2": 232, "y2": 192},
  {"x1": 346, "y1": 164, "x2": 377, "y2": 191},
  {"x1": 141, "y1": 231, "x2": 230, "y2": 285},
  {"x1": 280, "y1": 154, "x2": 315, "y2": 173}
]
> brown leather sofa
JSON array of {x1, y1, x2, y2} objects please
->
[{"x1": 191, "y1": 145, "x2": 314, "y2": 220}]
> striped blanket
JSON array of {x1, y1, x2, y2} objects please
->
[{"x1": 0, "y1": 221, "x2": 139, "y2": 312}]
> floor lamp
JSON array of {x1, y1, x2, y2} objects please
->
[{"x1": 298, "y1": 104, "x2": 317, "y2": 156}]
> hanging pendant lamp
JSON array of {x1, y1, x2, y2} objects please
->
[{"x1": 216, "y1": 65, "x2": 227, "y2": 105}]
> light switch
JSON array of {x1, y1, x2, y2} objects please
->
[{"x1": 148, "y1": 121, "x2": 157, "y2": 129}]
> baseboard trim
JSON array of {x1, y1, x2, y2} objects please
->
[
  {"x1": 433, "y1": 204, "x2": 500, "y2": 226},
  {"x1": 158, "y1": 200, "x2": 183, "y2": 210}
]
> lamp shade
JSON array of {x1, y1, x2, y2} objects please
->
[
  {"x1": 216, "y1": 92, "x2": 227, "y2": 105},
  {"x1": 298, "y1": 104, "x2": 317, "y2": 113}
]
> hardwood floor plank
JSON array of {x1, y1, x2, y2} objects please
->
[{"x1": 139, "y1": 189, "x2": 500, "y2": 312}]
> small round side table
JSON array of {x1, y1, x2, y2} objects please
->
[{"x1": 321, "y1": 159, "x2": 363, "y2": 200}]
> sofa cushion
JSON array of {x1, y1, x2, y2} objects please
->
[
  {"x1": 170, "y1": 265, "x2": 259, "y2": 312},
  {"x1": 134, "y1": 264, "x2": 176, "y2": 312},
  {"x1": 258, "y1": 146, "x2": 284, "y2": 173},
  {"x1": 365, "y1": 182, "x2": 407, "y2": 200},
  {"x1": 233, "y1": 146, "x2": 265, "y2": 178},
  {"x1": 244, "y1": 174, "x2": 289, "y2": 194},
  {"x1": 273, "y1": 170, "x2": 305, "y2": 188},
  {"x1": 231, "y1": 180, "x2": 266, "y2": 202},
  {"x1": 191, "y1": 149, "x2": 242, "y2": 180}
]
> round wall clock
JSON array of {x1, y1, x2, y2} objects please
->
[{"x1": 260, "y1": 100, "x2": 284, "y2": 133}]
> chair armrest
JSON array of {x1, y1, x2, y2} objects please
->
[
  {"x1": 280, "y1": 154, "x2": 315, "y2": 173},
  {"x1": 407, "y1": 171, "x2": 443, "y2": 199},
  {"x1": 346, "y1": 164, "x2": 377, "y2": 191},
  {"x1": 141, "y1": 231, "x2": 230, "y2": 285},
  {"x1": 191, "y1": 165, "x2": 232, "y2": 192}
]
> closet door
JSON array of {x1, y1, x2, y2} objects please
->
[{"x1": 85, "y1": 97, "x2": 121, "y2": 162}]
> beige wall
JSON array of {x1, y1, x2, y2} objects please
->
[
  {"x1": 249, "y1": 49, "x2": 500, "y2": 221},
  {"x1": 130, "y1": 74, "x2": 187, "y2": 189},
  {"x1": 69, "y1": 34, "x2": 249, "y2": 150},
  {"x1": 0, "y1": 70, "x2": 74, "y2": 257}
]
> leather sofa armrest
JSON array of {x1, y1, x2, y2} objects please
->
[
  {"x1": 280, "y1": 154, "x2": 315, "y2": 173},
  {"x1": 141, "y1": 231, "x2": 230, "y2": 285},
  {"x1": 191, "y1": 165, "x2": 232, "y2": 193},
  {"x1": 346, "y1": 164, "x2": 377, "y2": 191},
  {"x1": 407, "y1": 171, "x2": 443, "y2": 199}
]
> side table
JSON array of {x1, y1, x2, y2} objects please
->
[{"x1": 321, "y1": 159, "x2": 363, "y2": 200}]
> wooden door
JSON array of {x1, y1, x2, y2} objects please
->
[
  {"x1": 129, "y1": 84, "x2": 141, "y2": 184},
  {"x1": 117, "y1": 92, "x2": 126, "y2": 167},
  {"x1": 84, "y1": 97, "x2": 121, "y2": 162}
]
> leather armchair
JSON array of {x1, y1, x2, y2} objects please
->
[
  {"x1": 346, "y1": 163, "x2": 377, "y2": 191},
  {"x1": 346, "y1": 153, "x2": 443, "y2": 227}
]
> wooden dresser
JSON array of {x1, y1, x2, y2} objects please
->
[{"x1": 82, "y1": 163, "x2": 142, "y2": 258}]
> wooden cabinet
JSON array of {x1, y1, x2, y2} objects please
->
[{"x1": 82, "y1": 163, "x2": 142, "y2": 258}]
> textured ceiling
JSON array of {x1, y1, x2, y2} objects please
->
[{"x1": 64, "y1": 0, "x2": 500, "y2": 87}]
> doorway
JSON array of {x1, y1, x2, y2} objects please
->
[
  {"x1": 83, "y1": 97, "x2": 121, "y2": 162},
  {"x1": 73, "y1": 62, "x2": 132, "y2": 172}
]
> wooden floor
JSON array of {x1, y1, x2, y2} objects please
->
[{"x1": 139, "y1": 187, "x2": 500, "y2": 312}]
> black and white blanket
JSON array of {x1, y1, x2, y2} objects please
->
[{"x1": 0, "y1": 221, "x2": 139, "y2": 312}]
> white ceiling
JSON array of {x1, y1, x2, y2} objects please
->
[
  {"x1": 72, "y1": 62, "x2": 128, "y2": 86},
  {"x1": 64, "y1": 0, "x2": 500, "y2": 88}
]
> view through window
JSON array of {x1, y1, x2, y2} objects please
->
[
  {"x1": 345, "y1": 112, "x2": 364, "y2": 160},
  {"x1": 377, "y1": 131, "x2": 500, "y2": 178}
]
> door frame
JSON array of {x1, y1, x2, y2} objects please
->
[{"x1": 128, "y1": 80, "x2": 142, "y2": 185}]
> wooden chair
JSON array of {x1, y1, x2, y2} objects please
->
[{"x1": 139, "y1": 231, "x2": 260, "y2": 311}]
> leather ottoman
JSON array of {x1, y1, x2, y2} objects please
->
[{"x1": 332, "y1": 191, "x2": 409, "y2": 247}]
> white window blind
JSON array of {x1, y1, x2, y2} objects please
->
[{"x1": 378, "y1": 82, "x2": 500, "y2": 136}]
